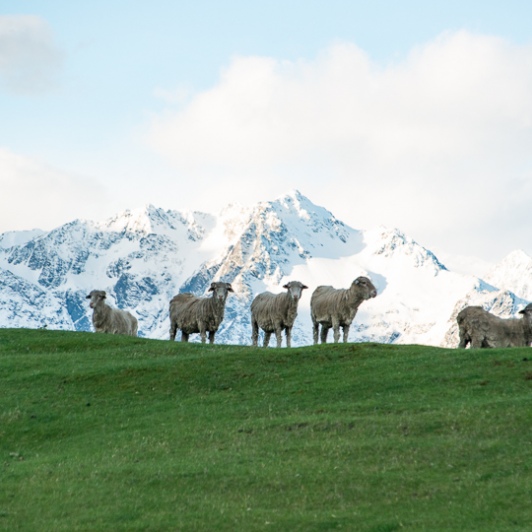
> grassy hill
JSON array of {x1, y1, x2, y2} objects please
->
[{"x1": 1, "y1": 328, "x2": 532, "y2": 531}]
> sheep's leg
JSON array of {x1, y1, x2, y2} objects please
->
[
  {"x1": 457, "y1": 331, "x2": 465, "y2": 348},
  {"x1": 332, "y1": 319, "x2": 341, "y2": 343},
  {"x1": 263, "y1": 332, "x2": 272, "y2": 347},
  {"x1": 312, "y1": 319, "x2": 319, "y2": 345},
  {"x1": 251, "y1": 321, "x2": 259, "y2": 347},
  {"x1": 285, "y1": 327, "x2": 292, "y2": 348},
  {"x1": 320, "y1": 326, "x2": 330, "y2": 344},
  {"x1": 274, "y1": 326, "x2": 283, "y2": 348},
  {"x1": 181, "y1": 331, "x2": 189, "y2": 342},
  {"x1": 470, "y1": 334, "x2": 484, "y2": 348},
  {"x1": 200, "y1": 328, "x2": 207, "y2": 344},
  {"x1": 481, "y1": 335, "x2": 495, "y2": 348},
  {"x1": 342, "y1": 325, "x2": 350, "y2": 343},
  {"x1": 169, "y1": 321, "x2": 177, "y2": 341},
  {"x1": 458, "y1": 331, "x2": 469, "y2": 348},
  {"x1": 208, "y1": 331, "x2": 215, "y2": 344}
]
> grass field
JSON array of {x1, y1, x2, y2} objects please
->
[{"x1": 1, "y1": 328, "x2": 532, "y2": 531}]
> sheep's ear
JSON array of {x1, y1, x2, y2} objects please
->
[
  {"x1": 208, "y1": 283, "x2": 215, "y2": 292},
  {"x1": 283, "y1": 284, "x2": 289, "y2": 289},
  {"x1": 227, "y1": 284, "x2": 234, "y2": 292},
  {"x1": 302, "y1": 284, "x2": 308, "y2": 290},
  {"x1": 354, "y1": 279, "x2": 360, "y2": 285},
  {"x1": 86, "y1": 294, "x2": 91, "y2": 299}
]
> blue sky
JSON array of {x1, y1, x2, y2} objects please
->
[{"x1": 2, "y1": 1, "x2": 532, "y2": 264}]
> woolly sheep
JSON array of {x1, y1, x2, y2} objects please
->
[
  {"x1": 456, "y1": 304, "x2": 532, "y2": 348},
  {"x1": 86, "y1": 290, "x2": 138, "y2": 336},
  {"x1": 310, "y1": 276, "x2": 377, "y2": 344},
  {"x1": 251, "y1": 281, "x2": 308, "y2": 348},
  {"x1": 169, "y1": 282, "x2": 234, "y2": 343}
]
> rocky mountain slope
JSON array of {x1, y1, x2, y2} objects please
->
[{"x1": 1, "y1": 190, "x2": 530, "y2": 347}]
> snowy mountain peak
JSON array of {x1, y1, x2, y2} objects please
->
[
  {"x1": 482, "y1": 248, "x2": 532, "y2": 301},
  {"x1": 252, "y1": 191, "x2": 360, "y2": 260},
  {"x1": 491, "y1": 249, "x2": 532, "y2": 269},
  {"x1": 94, "y1": 204, "x2": 214, "y2": 246},
  {"x1": 97, "y1": 204, "x2": 173, "y2": 234},
  {"x1": 274, "y1": 189, "x2": 314, "y2": 217},
  {"x1": 364, "y1": 226, "x2": 447, "y2": 273}
]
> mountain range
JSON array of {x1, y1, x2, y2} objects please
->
[{"x1": 1, "y1": 190, "x2": 530, "y2": 347}]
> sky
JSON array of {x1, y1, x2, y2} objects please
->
[{"x1": 1, "y1": 1, "x2": 532, "y2": 266}]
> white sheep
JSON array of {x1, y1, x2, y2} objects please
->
[
  {"x1": 456, "y1": 304, "x2": 532, "y2": 348},
  {"x1": 169, "y1": 282, "x2": 234, "y2": 343},
  {"x1": 310, "y1": 276, "x2": 377, "y2": 344},
  {"x1": 251, "y1": 281, "x2": 308, "y2": 348},
  {"x1": 86, "y1": 290, "x2": 138, "y2": 336}
]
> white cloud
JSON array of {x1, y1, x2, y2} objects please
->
[
  {"x1": 146, "y1": 31, "x2": 532, "y2": 261},
  {"x1": 0, "y1": 15, "x2": 63, "y2": 94},
  {"x1": 0, "y1": 148, "x2": 108, "y2": 231}
]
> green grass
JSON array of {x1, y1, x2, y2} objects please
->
[{"x1": 1, "y1": 328, "x2": 532, "y2": 531}]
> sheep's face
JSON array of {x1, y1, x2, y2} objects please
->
[
  {"x1": 209, "y1": 282, "x2": 234, "y2": 303},
  {"x1": 86, "y1": 290, "x2": 106, "y2": 309},
  {"x1": 353, "y1": 277, "x2": 377, "y2": 300},
  {"x1": 283, "y1": 281, "x2": 308, "y2": 301}
]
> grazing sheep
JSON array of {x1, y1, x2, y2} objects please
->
[
  {"x1": 251, "y1": 281, "x2": 308, "y2": 348},
  {"x1": 86, "y1": 290, "x2": 138, "y2": 336},
  {"x1": 456, "y1": 304, "x2": 532, "y2": 348},
  {"x1": 310, "y1": 276, "x2": 377, "y2": 344},
  {"x1": 169, "y1": 282, "x2": 234, "y2": 343}
]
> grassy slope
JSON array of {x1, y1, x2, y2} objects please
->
[{"x1": 1, "y1": 328, "x2": 532, "y2": 531}]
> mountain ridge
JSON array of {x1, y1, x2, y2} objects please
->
[{"x1": 0, "y1": 190, "x2": 529, "y2": 347}]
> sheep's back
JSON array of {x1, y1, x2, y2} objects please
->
[
  {"x1": 251, "y1": 292, "x2": 295, "y2": 329},
  {"x1": 114, "y1": 309, "x2": 137, "y2": 336},
  {"x1": 169, "y1": 294, "x2": 197, "y2": 322},
  {"x1": 251, "y1": 292, "x2": 277, "y2": 315},
  {"x1": 457, "y1": 306, "x2": 491, "y2": 333},
  {"x1": 95, "y1": 306, "x2": 137, "y2": 336},
  {"x1": 171, "y1": 295, "x2": 224, "y2": 333},
  {"x1": 311, "y1": 286, "x2": 346, "y2": 319},
  {"x1": 123, "y1": 311, "x2": 138, "y2": 336},
  {"x1": 459, "y1": 307, "x2": 512, "y2": 331}
]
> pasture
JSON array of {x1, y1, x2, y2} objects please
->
[{"x1": 1, "y1": 328, "x2": 532, "y2": 530}]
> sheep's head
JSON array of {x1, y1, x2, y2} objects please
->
[
  {"x1": 208, "y1": 282, "x2": 234, "y2": 303},
  {"x1": 519, "y1": 303, "x2": 532, "y2": 322},
  {"x1": 518, "y1": 304, "x2": 532, "y2": 345},
  {"x1": 283, "y1": 281, "x2": 308, "y2": 301},
  {"x1": 352, "y1": 277, "x2": 377, "y2": 300},
  {"x1": 86, "y1": 290, "x2": 106, "y2": 309}
]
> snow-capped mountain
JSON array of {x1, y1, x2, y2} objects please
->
[{"x1": 0, "y1": 190, "x2": 530, "y2": 347}]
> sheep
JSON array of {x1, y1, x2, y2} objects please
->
[
  {"x1": 310, "y1": 276, "x2": 377, "y2": 344},
  {"x1": 251, "y1": 281, "x2": 308, "y2": 348},
  {"x1": 169, "y1": 282, "x2": 234, "y2": 343},
  {"x1": 456, "y1": 304, "x2": 532, "y2": 348},
  {"x1": 86, "y1": 290, "x2": 138, "y2": 336}
]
